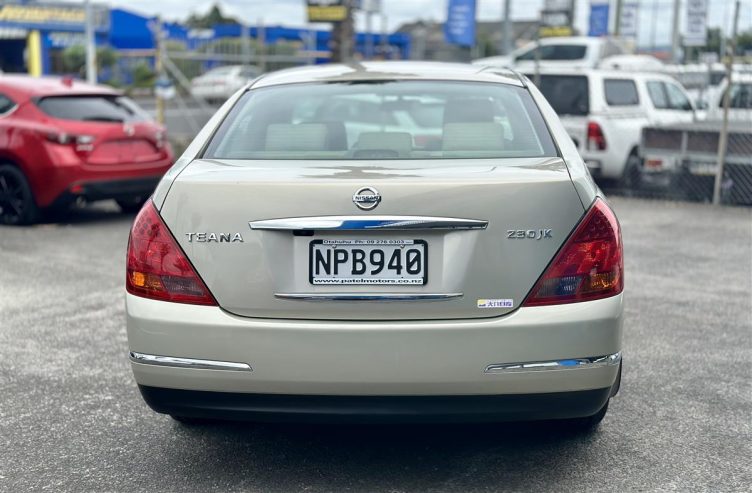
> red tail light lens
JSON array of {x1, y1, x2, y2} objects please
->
[
  {"x1": 523, "y1": 198, "x2": 623, "y2": 306},
  {"x1": 587, "y1": 121, "x2": 607, "y2": 151},
  {"x1": 126, "y1": 201, "x2": 216, "y2": 305}
]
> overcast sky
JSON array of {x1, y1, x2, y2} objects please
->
[{"x1": 81, "y1": 0, "x2": 752, "y2": 48}]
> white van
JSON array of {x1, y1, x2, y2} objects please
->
[{"x1": 526, "y1": 68, "x2": 696, "y2": 184}]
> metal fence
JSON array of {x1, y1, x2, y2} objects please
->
[{"x1": 603, "y1": 97, "x2": 752, "y2": 207}]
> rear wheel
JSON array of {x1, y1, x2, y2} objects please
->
[
  {"x1": 0, "y1": 164, "x2": 39, "y2": 225},
  {"x1": 116, "y1": 196, "x2": 148, "y2": 214},
  {"x1": 618, "y1": 153, "x2": 643, "y2": 193}
]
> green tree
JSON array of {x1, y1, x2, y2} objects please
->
[
  {"x1": 736, "y1": 30, "x2": 752, "y2": 56},
  {"x1": 61, "y1": 45, "x2": 118, "y2": 76},
  {"x1": 132, "y1": 62, "x2": 156, "y2": 88},
  {"x1": 186, "y1": 3, "x2": 239, "y2": 28}
]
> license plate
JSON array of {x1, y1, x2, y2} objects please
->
[
  {"x1": 309, "y1": 239, "x2": 427, "y2": 285},
  {"x1": 689, "y1": 162, "x2": 717, "y2": 176}
]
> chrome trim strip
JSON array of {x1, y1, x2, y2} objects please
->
[
  {"x1": 129, "y1": 351, "x2": 252, "y2": 371},
  {"x1": 250, "y1": 216, "x2": 488, "y2": 231},
  {"x1": 275, "y1": 292, "x2": 463, "y2": 301},
  {"x1": 484, "y1": 352, "x2": 621, "y2": 374}
]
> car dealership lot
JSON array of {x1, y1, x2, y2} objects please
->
[{"x1": 0, "y1": 197, "x2": 749, "y2": 492}]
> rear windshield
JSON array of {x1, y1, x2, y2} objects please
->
[
  {"x1": 530, "y1": 75, "x2": 589, "y2": 116},
  {"x1": 36, "y1": 95, "x2": 150, "y2": 123},
  {"x1": 204, "y1": 81, "x2": 557, "y2": 160},
  {"x1": 516, "y1": 45, "x2": 588, "y2": 61}
]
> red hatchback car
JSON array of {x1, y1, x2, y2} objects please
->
[{"x1": 0, "y1": 75, "x2": 173, "y2": 225}]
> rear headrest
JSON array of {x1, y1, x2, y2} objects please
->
[
  {"x1": 356, "y1": 132, "x2": 413, "y2": 152},
  {"x1": 442, "y1": 123, "x2": 505, "y2": 151},
  {"x1": 265, "y1": 123, "x2": 328, "y2": 151},
  {"x1": 443, "y1": 98, "x2": 495, "y2": 124}
]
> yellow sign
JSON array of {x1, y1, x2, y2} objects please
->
[
  {"x1": 0, "y1": 5, "x2": 85, "y2": 25},
  {"x1": 306, "y1": 1, "x2": 347, "y2": 22},
  {"x1": 539, "y1": 26, "x2": 573, "y2": 38}
]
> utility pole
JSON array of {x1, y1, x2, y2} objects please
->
[
  {"x1": 712, "y1": 0, "x2": 740, "y2": 206},
  {"x1": 381, "y1": 13, "x2": 388, "y2": 58},
  {"x1": 614, "y1": 0, "x2": 623, "y2": 36},
  {"x1": 670, "y1": 0, "x2": 681, "y2": 62},
  {"x1": 84, "y1": 0, "x2": 97, "y2": 83},
  {"x1": 366, "y1": 10, "x2": 373, "y2": 60},
  {"x1": 501, "y1": 0, "x2": 512, "y2": 55},
  {"x1": 258, "y1": 18, "x2": 266, "y2": 72},
  {"x1": 330, "y1": 0, "x2": 354, "y2": 63},
  {"x1": 241, "y1": 21, "x2": 252, "y2": 67},
  {"x1": 154, "y1": 16, "x2": 164, "y2": 126}
]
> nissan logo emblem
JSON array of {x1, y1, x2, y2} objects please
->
[{"x1": 352, "y1": 186, "x2": 381, "y2": 210}]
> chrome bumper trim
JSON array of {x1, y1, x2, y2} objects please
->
[
  {"x1": 484, "y1": 352, "x2": 621, "y2": 374},
  {"x1": 250, "y1": 215, "x2": 488, "y2": 231},
  {"x1": 129, "y1": 352, "x2": 252, "y2": 372},
  {"x1": 275, "y1": 292, "x2": 463, "y2": 301}
]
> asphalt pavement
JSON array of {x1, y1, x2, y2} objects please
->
[{"x1": 0, "y1": 197, "x2": 750, "y2": 492}]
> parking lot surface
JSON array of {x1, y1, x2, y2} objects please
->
[{"x1": 1, "y1": 197, "x2": 750, "y2": 492}]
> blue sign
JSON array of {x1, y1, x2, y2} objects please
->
[
  {"x1": 588, "y1": 3, "x2": 610, "y2": 37},
  {"x1": 444, "y1": 0, "x2": 476, "y2": 47}
]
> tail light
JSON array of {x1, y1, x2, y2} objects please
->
[
  {"x1": 586, "y1": 122, "x2": 607, "y2": 151},
  {"x1": 126, "y1": 201, "x2": 216, "y2": 305},
  {"x1": 523, "y1": 198, "x2": 623, "y2": 306},
  {"x1": 44, "y1": 131, "x2": 95, "y2": 151}
]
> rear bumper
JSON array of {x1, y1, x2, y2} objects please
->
[
  {"x1": 137, "y1": 385, "x2": 615, "y2": 423},
  {"x1": 74, "y1": 176, "x2": 162, "y2": 201},
  {"x1": 127, "y1": 293, "x2": 623, "y2": 405},
  {"x1": 49, "y1": 176, "x2": 163, "y2": 208},
  {"x1": 30, "y1": 149, "x2": 172, "y2": 207}
]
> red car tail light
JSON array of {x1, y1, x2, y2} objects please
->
[
  {"x1": 586, "y1": 121, "x2": 607, "y2": 151},
  {"x1": 126, "y1": 201, "x2": 217, "y2": 306},
  {"x1": 44, "y1": 131, "x2": 95, "y2": 150},
  {"x1": 523, "y1": 198, "x2": 623, "y2": 307}
]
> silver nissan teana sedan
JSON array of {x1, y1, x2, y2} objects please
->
[{"x1": 126, "y1": 62, "x2": 623, "y2": 429}]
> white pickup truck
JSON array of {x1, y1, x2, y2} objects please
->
[
  {"x1": 639, "y1": 73, "x2": 752, "y2": 204},
  {"x1": 526, "y1": 68, "x2": 696, "y2": 186}
]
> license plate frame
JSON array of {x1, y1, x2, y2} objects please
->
[{"x1": 308, "y1": 239, "x2": 428, "y2": 286}]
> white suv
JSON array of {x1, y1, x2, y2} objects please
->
[{"x1": 526, "y1": 69, "x2": 696, "y2": 184}]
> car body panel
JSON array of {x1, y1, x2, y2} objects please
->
[
  {"x1": 0, "y1": 75, "x2": 173, "y2": 207},
  {"x1": 160, "y1": 157, "x2": 585, "y2": 320},
  {"x1": 127, "y1": 292, "x2": 622, "y2": 395},
  {"x1": 126, "y1": 62, "x2": 623, "y2": 419},
  {"x1": 473, "y1": 37, "x2": 627, "y2": 71},
  {"x1": 527, "y1": 69, "x2": 695, "y2": 180},
  {"x1": 190, "y1": 65, "x2": 261, "y2": 102}
]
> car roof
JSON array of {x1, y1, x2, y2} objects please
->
[
  {"x1": 251, "y1": 61, "x2": 524, "y2": 89},
  {"x1": 523, "y1": 67, "x2": 672, "y2": 81},
  {"x1": 536, "y1": 36, "x2": 604, "y2": 46},
  {"x1": 0, "y1": 75, "x2": 119, "y2": 99}
]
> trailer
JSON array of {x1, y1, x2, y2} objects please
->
[{"x1": 638, "y1": 76, "x2": 752, "y2": 205}]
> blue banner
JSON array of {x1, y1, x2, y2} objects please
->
[
  {"x1": 444, "y1": 0, "x2": 476, "y2": 47},
  {"x1": 588, "y1": 3, "x2": 610, "y2": 37}
]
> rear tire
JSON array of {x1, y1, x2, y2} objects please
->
[
  {"x1": 116, "y1": 196, "x2": 148, "y2": 214},
  {"x1": 618, "y1": 153, "x2": 643, "y2": 193},
  {"x1": 0, "y1": 164, "x2": 40, "y2": 225}
]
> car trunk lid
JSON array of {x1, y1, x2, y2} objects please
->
[{"x1": 159, "y1": 158, "x2": 585, "y2": 321}]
